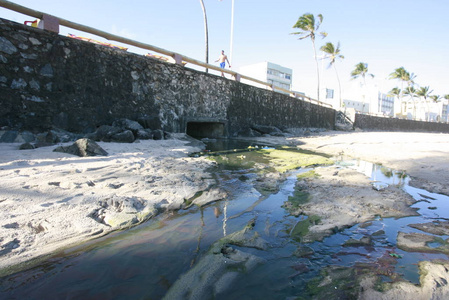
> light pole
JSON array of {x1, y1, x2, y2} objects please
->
[
  {"x1": 229, "y1": 0, "x2": 235, "y2": 67},
  {"x1": 199, "y1": 0, "x2": 209, "y2": 72}
]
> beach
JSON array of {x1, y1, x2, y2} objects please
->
[{"x1": 1, "y1": 130, "x2": 449, "y2": 280}]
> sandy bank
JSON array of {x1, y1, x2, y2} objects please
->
[{"x1": 0, "y1": 134, "x2": 218, "y2": 272}]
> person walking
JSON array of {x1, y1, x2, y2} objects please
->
[{"x1": 215, "y1": 50, "x2": 231, "y2": 77}]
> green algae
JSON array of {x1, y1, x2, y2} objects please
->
[
  {"x1": 206, "y1": 147, "x2": 333, "y2": 173},
  {"x1": 296, "y1": 170, "x2": 320, "y2": 179},
  {"x1": 265, "y1": 148, "x2": 333, "y2": 173},
  {"x1": 291, "y1": 215, "x2": 321, "y2": 241}
]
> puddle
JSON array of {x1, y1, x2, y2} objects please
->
[{"x1": 1, "y1": 140, "x2": 448, "y2": 298}]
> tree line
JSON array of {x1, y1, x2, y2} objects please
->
[{"x1": 292, "y1": 13, "x2": 448, "y2": 119}]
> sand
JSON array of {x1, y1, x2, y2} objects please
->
[
  {"x1": 252, "y1": 131, "x2": 449, "y2": 196},
  {"x1": 0, "y1": 134, "x2": 217, "y2": 272},
  {"x1": 1, "y1": 130, "x2": 449, "y2": 281}
]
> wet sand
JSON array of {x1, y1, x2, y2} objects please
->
[{"x1": 254, "y1": 131, "x2": 449, "y2": 196}]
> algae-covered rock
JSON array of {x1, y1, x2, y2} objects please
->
[
  {"x1": 397, "y1": 231, "x2": 449, "y2": 254},
  {"x1": 343, "y1": 236, "x2": 373, "y2": 247},
  {"x1": 293, "y1": 245, "x2": 315, "y2": 257},
  {"x1": 163, "y1": 219, "x2": 267, "y2": 299}
]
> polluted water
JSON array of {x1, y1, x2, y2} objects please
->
[{"x1": 1, "y1": 140, "x2": 448, "y2": 299}]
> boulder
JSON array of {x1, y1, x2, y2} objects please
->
[
  {"x1": 152, "y1": 129, "x2": 164, "y2": 140},
  {"x1": 112, "y1": 118, "x2": 144, "y2": 135},
  {"x1": 110, "y1": 130, "x2": 135, "y2": 143},
  {"x1": 53, "y1": 138, "x2": 108, "y2": 157},
  {"x1": 0, "y1": 130, "x2": 18, "y2": 143},
  {"x1": 234, "y1": 127, "x2": 262, "y2": 137},
  {"x1": 19, "y1": 142, "x2": 35, "y2": 150},
  {"x1": 136, "y1": 129, "x2": 153, "y2": 140},
  {"x1": 86, "y1": 125, "x2": 122, "y2": 142}
]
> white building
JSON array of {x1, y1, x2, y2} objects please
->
[{"x1": 239, "y1": 62, "x2": 292, "y2": 94}]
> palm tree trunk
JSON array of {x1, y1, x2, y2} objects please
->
[
  {"x1": 333, "y1": 64, "x2": 341, "y2": 108},
  {"x1": 312, "y1": 39, "x2": 320, "y2": 101}
]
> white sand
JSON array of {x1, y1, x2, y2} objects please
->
[{"x1": 0, "y1": 134, "x2": 216, "y2": 271}]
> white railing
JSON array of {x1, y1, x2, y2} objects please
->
[{"x1": 0, "y1": 0, "x2": 332, "y2": 108}]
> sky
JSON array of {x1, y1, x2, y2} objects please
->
[{"x1": 2, "y1": 0, "x2": 449, "y2": 100}]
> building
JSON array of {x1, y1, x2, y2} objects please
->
[
  {"x1": 378, "y1": 92, "x2": 395, "y2": 116},
  {"x1": 239, "y1": 62, "x2": 292, "y2": 94},
  {"x1": 442, "y1": 102, "x2": 449, "y2": 123},
  {"x1": 342, "y1": 98, "x2": 370, "y2": 113}
]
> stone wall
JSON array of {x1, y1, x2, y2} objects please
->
[
  {"x1": 354, "y1": 114, "x2": 449, "y2": 133},
  {"x1": 0, "y1": 18, "x2": 335, "y2": 137}
]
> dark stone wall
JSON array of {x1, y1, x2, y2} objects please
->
[
  {"x1": 354, "y1": 114, "x2": 449, "y2": 133},
  {"x1": 0, "y1": 18, "x2": 335, "y2": 136}
]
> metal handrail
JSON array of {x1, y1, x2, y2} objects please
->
[{"x1": 0, "y1": 0, "x2": 331, "y2": 108}]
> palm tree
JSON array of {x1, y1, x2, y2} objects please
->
[
  {"x1": 199, "y1": 0, "x2": 209, "y2": 72},
  {"x1": 351, "y1": 62, "x2": 374, "y2": 112},
  {"x1": 320, "y1": 42, "x2": 344, "y2": 108},
  {"x1": 403, "y1": 86, "x2": 417, "y2": 119},
  {"x1": 430, "y1": 95, "x2": 442, "y2": 122},
  {"x1": 389, "y1": 67, "x2": 414, "y2": 116},
  {"x1": 416, "y1": 86, "x2": 433, "y2": 121},
  {"x1": 292, "y1": 13, "x2": 327, "y2": 100},
  {"x1": 388, "y1": 87, "x2": 402, "y2": 116}
]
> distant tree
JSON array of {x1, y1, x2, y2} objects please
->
[
  {"x1": 430, "y1": 95, "x2": 442, "y2": 122},
  {"x1": 403, "y1": 86, "x2": 418, "y2": 119},
  {"x1": 320, "y1": 42, "x2": 344, "y2": 108},
  {"x1": 389, "y1": 67, "x2": 412, "y2": 88},
  {"x1": 351, "y1": 62, "x2": 374, "y2": 112},
  {"x1": 292, "y1": 13, "x2": 327, "y2": 101},
  {"x1": 417, "y1": 86, "x2": 433, "y2": 121},
  {"x1": 431, "y1": 95, "x2": 441, "y2": 101},
  {"x1": 389, "y1": 67, "x2": 416, "y2": 117}
]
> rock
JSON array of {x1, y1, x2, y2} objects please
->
[
  {"x1": 152, "y1": 129, "x2": 164, "y2": 140},
  {"x1": 36, "y1": 130, "x2": 59, "y2": 144},
  {"x1": 90, "y1": 196, "x2": 156, "y2": 228},
  {"x1": 163, "y1": 220, "x2": 267, "y2": 300},
  {"x1": 53, "y1": 138, "x2": 108, "y2": 157},
  {"x1": 372, "y1": 182, "x2": 389, "y2": 191},
  {"x1": 35, "y1": 129, "x2": 74, "y2": 145},
  {"x1": 409, "y1": 221, "x2": 449, "y2": 236},
  {"x1": 234, "y1": 127, "x2": 262, "y2": 137},
  {"x1": 112, "y1": 118, "x2": 144, "y2": 135},
  {"x1": 186, "y1": 188, "x2": 227, "y2": 208},
  {"x1": 110, "y1": 130, "x2": 135, "y2": 143},
  {"x1": 136, "y1": 129, "x2": 153, "y2": 140},
  {"x1": 19, "y1": 142, "x2": 35, "y2": 150},
  {"x1": 251, "y1": 125, "x2": 283, "y2": 135},
  {"x1": 293, "y1": 245, "x2": 315, "y2": 257},
  {"x1": 397, "y1": 231, "x2": 449, "y2": 254},
  {"x1": 137, "y1": 115, "x2": 161, "y2": 129},
  {"x1": 343, "y1": 235, "x2": 373, "y2": 247},
  {"x1": 13, "y1": 131, "x2": 35, "y2": 143},
  {"x1": 86, "y1": 125, "x2": 122, "y2": 142},
  {"x1": 0, "y1": 130, "x2": 18, "y2": 142}
]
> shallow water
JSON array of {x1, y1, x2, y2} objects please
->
[{"x1": 1, "y1": 143, "x2": 449, "y2": 299}]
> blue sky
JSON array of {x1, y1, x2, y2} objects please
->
[{"x1": 2, "y1": 0, "x2": 449, "y2": 99}]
